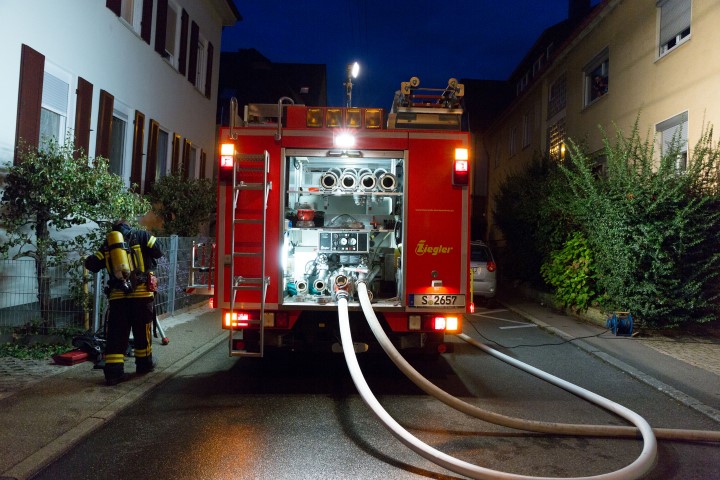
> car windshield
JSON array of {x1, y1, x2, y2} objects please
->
[{"x1": 471, "y1": 245, "x2": 491, "y2": 262}]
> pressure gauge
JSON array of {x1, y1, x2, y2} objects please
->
[
  {"x1": 339, "y1": 237, "x2": 348, "y2": 246},
  {"x1": 349, "y1": 237, "x2": 357, "y2": 246}
]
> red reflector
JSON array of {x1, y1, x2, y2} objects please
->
[
  {"x1": 437, "y1": 343, "x2": 448, "y2": 354},
  {"x1": 487, "y1": 261, "x2": 496, "y2": 273},
  {"x1": 433, "y1": 317, "x2": 446, "y2": 330},
  {"x1": 454, "y1": 160, "x2": 468, "y2": 173},
  {"x1": 452, "y1": 160, "x2": 469, "y2": 186},
  {"x1": 209, "y1": 298, "x2": 214, "y2": 308},
  {"x1": 220, "y1": 155, "x2": 234, "y2": 168}
]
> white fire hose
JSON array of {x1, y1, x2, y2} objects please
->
[{"x1": 339, "y1": 283, "x2": 664, "y2": 479}]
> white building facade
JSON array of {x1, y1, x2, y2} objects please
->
[{"x1": 1, "y1": 0, "x2": 239, "y2": 190}]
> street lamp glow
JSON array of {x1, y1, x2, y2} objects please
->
[{"x1": 345, "y1": 61, "x2": 361, "y2": 108}]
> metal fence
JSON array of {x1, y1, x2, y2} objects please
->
[{"x1": 0, "y1": 235, "x2": 214, "y2": 333}]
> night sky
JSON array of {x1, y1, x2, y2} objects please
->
[{"x1": 222, "y1": 1, "x2": 588, "y2": 107}]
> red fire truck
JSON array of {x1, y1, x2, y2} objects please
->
[{"x1": 197, "y1": 77, "x2": 472, "y2": 357}]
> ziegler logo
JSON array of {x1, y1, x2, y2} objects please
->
[{"x1": 415, "y1": 240, "x2": 453, "y2": 256}]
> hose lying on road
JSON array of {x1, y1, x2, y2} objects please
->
[
  {"x1": 357, "y1": 282, "x2": 720, "y2": 443},
  {"x1": 339, "y1": 285, "x2": 658, "y2": 480}
]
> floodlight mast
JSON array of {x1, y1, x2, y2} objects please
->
[{"x1": 344, "y1": 61, "x2": 360, "y2": 107}]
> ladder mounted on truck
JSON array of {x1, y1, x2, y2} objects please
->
[
  {"x1": 387, "y1": 76, "x2": 465, "y2": 130},
  {"x1": 229, "y1": 150, "x2": 271, "y2": 357}
]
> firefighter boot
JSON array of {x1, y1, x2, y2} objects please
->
[
  {"x1": 104, "y1": 353, "x2": 128, "y2": 385},
  {"x1": 135, "y1": 354, "x2": 157, "y2": 374}
]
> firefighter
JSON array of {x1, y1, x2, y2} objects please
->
[{"x1": 85, "y1": 220, "x2": 164, "y2": 385}]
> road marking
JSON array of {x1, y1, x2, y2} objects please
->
[
  {"x1": 499, "y1": 324, "x2": 538, "y2": 330},
  {"x1": 472, "y1": 313, "x2": 529, "y2": 325},
  {"x1": 473, "y1": 309, "x2": 507, "y2": 315}
]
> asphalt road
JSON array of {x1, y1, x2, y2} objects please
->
[{"x1": 31, "y1": 307, "x2": 720, "y2": 479}]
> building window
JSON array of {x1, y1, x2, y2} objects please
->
[
  {"x1": 658, "y1": 0, "x2": 691, "y2": 56},
  {"x1": 657, "y1": 111, "x2": 688, "y2": 172},
  {"x1": 189, "y1": 145, "x2": 198, "y2": 177},
  {"x1": 584, "y1": 49, "x2": 609, "y2": 107},
  {"x1": 164, "y1": 2, "x2": 179, "y2": 62},
  {"x1": 547, "y1": 119, "x2": 566, "y2": 161},
  {"x1": 194, "y1": 34, "x2": 208, "y2": 92},
  {"x1": 109, "y1": 0, "x2": 151, "y2": 41},
  {"x1": 548, "y1": 74, "x2": 566, "y2": 119},
  {"x1": 522, "y1": 111, "x2": 532, "y2": 148},
  {"x1": 157, "y1": 129, "x2": 169, "y2": 179},
  {"x1": 109, "y1": 111, "x2": 128, "y2": 176},
  {"x1": 39, "y1": 67, "x2": 71, "y2": 148},
  {"x1": 591, "y1": 153, "x2": 608, "y2": 179},
  {"x1": 516, "y1": 72, "x2": 530, "y2": 96},
  {"x1": 509, "y1": 126, "x2": 518, "y2": 156},
  {"x1": 120, "y1": 0, "x2": 139, "y2": 29}
]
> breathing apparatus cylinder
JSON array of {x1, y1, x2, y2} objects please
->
[{"x1": 107, "y1": 230, "x2": 133, "y2": 293}]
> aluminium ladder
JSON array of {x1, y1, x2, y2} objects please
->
[{"x1": 229, "y1": 151, "x2": 271, "y2": 357}]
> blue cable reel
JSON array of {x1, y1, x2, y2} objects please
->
[{"x1": 607, "y1": 311, "x2": 633, "y2": 336}]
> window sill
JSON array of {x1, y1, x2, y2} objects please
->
[
  {"x1": 582, "y1": 92, "x2": 608, "y2": 111},
  {"x1": 656, "y1": 36, "x2": 691, "y2": 63}
]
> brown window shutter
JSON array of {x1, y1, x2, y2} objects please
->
[
  {"x1": 205, "y1": 42, "x2": 214, "y2": 98},
  {"x1": 155, "y1": 0, "x2": 167, "y2": 56},
  {"x1": 188, "y1": 21, "x2": 199, "y2": 84},
  {"x1": 199, "y1": 149, "x2": 207, "y2": 179},
  {"x1": 106, "y1": 0, "x2": 121, "y2": 16},
  {"x1": 182, "y1": 138, "x2": 191, "y2": 179},
  {"x1": 141, "y1": 0, "x2": 154, "y2": 44},
  {"x1": 145, "y1": 120, "x2": 159, "y2": 192},
  {"x1": 14, "y1": 44, "x2": 45, "y2": 163},
  {"x1": 130, "y1": 110, "x2": 145, "y2": 191},
  {"x1": 74, "y1": 77, "x2": 93, "y2": 158},
  {"x1": 178, "y1": 9, "x2": 189, "y2": 75},
  {"x1": 171, "y1": 133, "x2": 181, "y2": 173},
  {"x1": 96, "y1": 90, "x2": 115, "y2": 158}
]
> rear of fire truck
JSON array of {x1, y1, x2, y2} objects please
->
[{"x1": 207, "y1": 77, "x2": 471, "y2": 357}]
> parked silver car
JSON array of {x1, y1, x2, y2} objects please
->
[{"x1": 471, "y1": 241, "x2": 497, "y2": 300}]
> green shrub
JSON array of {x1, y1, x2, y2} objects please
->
[
  {"x1": 556, "y1": 122, "x2": 720, "y2": 327},
  {"x1": 541, "y1": 232, "x2": 597, "y2": 311}
]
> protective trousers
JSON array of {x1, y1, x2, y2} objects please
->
[{"x1": 103, "y1": 296, "x2": 155, "y2": 382}]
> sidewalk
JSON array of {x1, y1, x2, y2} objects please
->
[
  {"x1": 0, "y1": 296, "x2": 719, "y2": 480},
  {"x1": 0, "y1": 304, "x2": 225, "y2": 480},
  {"x1": 499, "y1": 292, "x2": 720, "y2": 422}
]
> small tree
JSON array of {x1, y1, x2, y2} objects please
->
[
  {"x1": 0, "y1": 138, "x2": 150, "y2": 329},
  {"x1": 147, "y1": 172, "x2": 216, "y2": 236}
]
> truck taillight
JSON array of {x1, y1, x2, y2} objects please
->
[
  {"x1": 453, "y1": 148, "x2": 469, "y2": 186},
  {"x1": 220, "y1": 143, "x2": 235, "y2": 168},
  {"x1": 224, "y1": 311, "x2": 250, "y2": 328},
  {"x1": 433, "y1": 316, "x2": 460, "y2": 332}
]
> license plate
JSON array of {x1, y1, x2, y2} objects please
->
[{"x1": 409, "y1": 294, "x2": 465, "y2": 307}]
